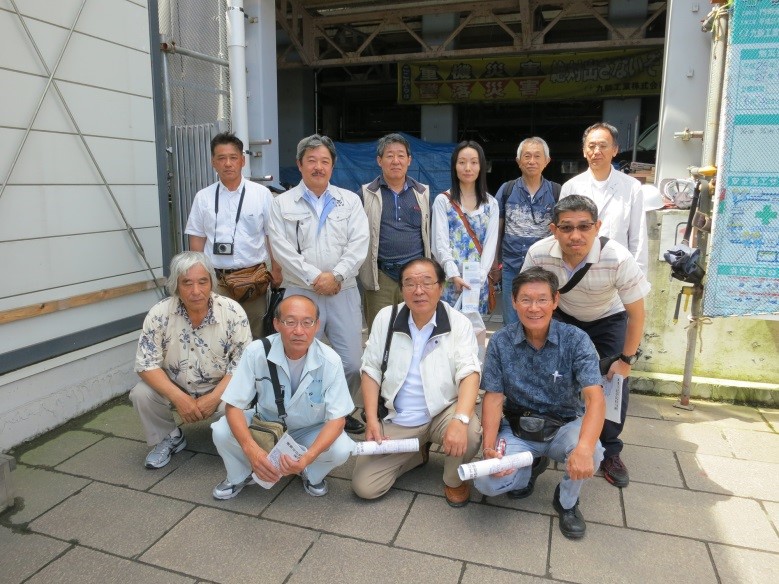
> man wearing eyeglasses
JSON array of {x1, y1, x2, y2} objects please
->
[
  {"x1": 475, "y1": 267, "x2": 604, "y2": 539},
  {"x1": 269, "y1": 134, "x2": 370, "y2": 435},
  {"x1": 352, "y1": 258, "x2": 482, "y2": 507},
  {"x1": 560, "y1": 123, "x2": 647, "y2": 273},
  {"x1": 211, "y1": 295, "x2": 355, "y2": 499},
  {"x1": 522, "y1": 195, "x2": 650, "y2": 489}
]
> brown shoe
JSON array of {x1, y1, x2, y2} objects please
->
[
  {"x1": 444, "y1": 482, "x2": 470, "y2": 507},
  {"x1": 413, "y1": 441, "x2": 432, "y2": 470}
]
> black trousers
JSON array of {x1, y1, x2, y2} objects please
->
[{"x1": 555, "y1": 309, "x2": 628, "y2": 459}]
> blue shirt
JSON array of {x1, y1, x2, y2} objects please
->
[
  {"x1": 378, "y1": 179, "x2": 425, "y2": 269},
  {"x1": 482, "y1": 319, "x2": 602, "y2": 420},
  {"x1": 498, "y1": 177, "x2": 557, "y2": 270}
]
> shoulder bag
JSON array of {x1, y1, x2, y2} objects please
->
[{"x1": 248, "y1": 337, "x2": 287, "y2": 452}]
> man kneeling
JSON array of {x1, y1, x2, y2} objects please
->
[
  {"x1": 474, "y1": 267, "x2": 605, "y2": 538},
  {"x1": 211, "y1": 295, "x2": 354, "y2": 499}
]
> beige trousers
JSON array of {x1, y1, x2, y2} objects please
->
[{"x1": 363, "y1": 270, "x2": 402, "y2": 331}]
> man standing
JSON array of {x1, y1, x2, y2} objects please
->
[
  {"x1": 211, "y1": 295, "x2": 354, "y2": 499},
  {"x1": 131, "y1": 252, "x2": 251, "y2": 469},
  {"x1": 269, "y1": 134, "x2": 369, "y2": 434},
  {"x1": 494, "y1": 137, "x2": 560, "y2": 326},
  {"x1": 359, "y1": 133, "x2": 432, "y2": 329},
  {"x1": 475, "y1": 267, "x2": 605, "y2": 539},
  {"x1": 522, "y1": 195, "x2": 650, "y2": 488},
  {"x1": 185, "y1": 132, "x2": 280, "y2": 338},
  {"x1": 560, "y1": 123, "x2": 648, "y2": 273},
  {"x1": 352, "y1": 258, "x2": 482, "y2": 507}
]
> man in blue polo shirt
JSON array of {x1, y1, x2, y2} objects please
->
[{"x1": 474, "y1": 267, "x2": 605, "y2": 539}]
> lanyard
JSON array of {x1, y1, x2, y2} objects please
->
[{"x1": 214, "y1": 183, "x2": 247, "y2": 245}]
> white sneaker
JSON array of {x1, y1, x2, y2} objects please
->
[
  {"x1": 212, "y1": 476, "x2": 253, "y2": 500},
  {"x1": 144, "y1": 431, "x2": 187, "y2": 469},
  {"x1": 302, "y1": 477, "x2": 328, "y2": 497}
]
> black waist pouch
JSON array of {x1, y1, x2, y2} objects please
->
[{"x1": 503, "y1": 406, "x2": 568, "y2": 442}]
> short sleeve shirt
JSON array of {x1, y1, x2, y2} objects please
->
[
  {"x1": 135, "y1": 294, "x2": 251, "y2": 394},
  {"x1": 482, "y1": 319, "x2": 602, "y2": 419}
]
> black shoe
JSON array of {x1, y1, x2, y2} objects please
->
[
  {"x1": 600, "y1": 454, "x2": 629, "y2": 488},
  {"x1": 344, "y1": 415, "x2": 365, "y2": 434},
  {"x1": 552, "y1": 484, "x2": 586, "y2": 539},
  {"x1": 507, "y1": 456, "x2": 549, "y2": 499},
  {"x1": 413, "y1": 441, "x2": 432, "y2": 471}
]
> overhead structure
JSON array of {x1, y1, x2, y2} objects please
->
[{"x1": 275, "y1": 0, "x2": 667, "y2": 68}]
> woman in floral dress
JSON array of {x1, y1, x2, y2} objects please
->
[{"x1": 432, "y1": 141, "x2": 499, "y2": 350}]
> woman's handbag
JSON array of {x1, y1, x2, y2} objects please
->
[
  {"x1": 222, "y1": 263, "x2": 272, "y2": 303},
  {"x1": 247, "y1": 337, "x2": 287, "y2": 452}
]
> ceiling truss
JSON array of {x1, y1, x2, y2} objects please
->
[{"x1": 275, "y1": 0, "x2": 667, "y2": 69}]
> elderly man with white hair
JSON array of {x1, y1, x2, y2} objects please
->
[{"x1": 130, "y1": 251, "x2": 252, "y2": 469}]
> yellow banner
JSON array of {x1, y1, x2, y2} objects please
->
[{"x1": 398, "y1": 48, "x2": 663, "y2": 104}]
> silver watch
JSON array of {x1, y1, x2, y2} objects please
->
[
  {"x1": 452, "y1": 413, "x2": 470, "y2": 425},
  {"x1": 333, "y1": 272, "x2": 344, "y2": 283}
]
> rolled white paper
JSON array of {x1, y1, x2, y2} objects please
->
[
  {"x1": 352, "y1": 438, "x2": 420, "y2": 456},
  {"x1": 457, "y1": 451, "x2": 534, "y2": 481}
]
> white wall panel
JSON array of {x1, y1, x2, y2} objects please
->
[
  {"x1": 0, "y1": 69, "x2": 75, "y2": 133},
  {"x1": 0, "y1": 9, "x2": 69, "y2": 76},
  {"x1": 0, "y1": 185, "x2": 159, "y2": 240},
  {"x1": 0, "y1": 288, "x2": 159, "y2": 354},
  {"x1": 0, "y1": 227, "x2": 163, "y2": 298}
]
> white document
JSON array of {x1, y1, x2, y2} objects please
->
[
  {"x1": 352, "y1": 438, "x2": 419, "y2": 456},
  {"x1": 603, "y1": 373, "x2": 623, "y2": 424},
  {"x1": 457, "y1": 451, "x2": 534, "y2": 481},
  {"x1": 461, "y1": 261, "x2": 481, "y2": 313},
  {"x1": 251, "y1": 432, "x2": 308, "y2": 489}
]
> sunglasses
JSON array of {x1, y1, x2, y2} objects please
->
[{"x1": 554, "y1": 222, "x2": 596, "y2": 234}]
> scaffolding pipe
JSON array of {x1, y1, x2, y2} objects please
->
[{"x1": 226, "y1": 0, "x2": 251, "y2": 178}]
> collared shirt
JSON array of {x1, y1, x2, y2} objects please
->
[
  {"x1": 222, "y1": 335, "x2": 354, "y2": 431},
  {"x1": 498, "y1": 177, "x2": 557, "y2": 270},
  {"x1": 301, "y1": 185, "x2": 336, "y2": 231},
  {"x1": 522, "y1": 235, "x2": 651, "y2": 322},
  {"x1": 378, "y1": 177, "x2": 425, "y2": 266},
  {"x1": 482, "y1": 319, "x2": 602, "y2": 419},
  {"x1": 135, "y1": 293, "x2": 251, "y2": 395},
  {"x1": 393, "y1": 311, "x2": 436, "y2": 426},
  {"x1": 185, "y1": 179, "x2": 273, "y2": 269}
]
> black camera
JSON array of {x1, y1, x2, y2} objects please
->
[{"x1": 213, "y1": 241, "x2": 234, "y2": 255}]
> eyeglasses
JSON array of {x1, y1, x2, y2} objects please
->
[
  {"x1": 278, "y1": 318, "x2": 317, "y2": 329},
  {"x1": 401, "y1": 280, "x2": 440, "y2": 291},
  {"x1": 517, "y1": 298, "x2": 553, "y2": 308},
  {"x1": 554, "y1": 222, "x2": 596, "y2": 234}
]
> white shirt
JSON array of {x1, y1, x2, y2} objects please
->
[
  {"x1": 393, "y1": 312, "x2": 436, "y2": 427},
  {"x1": 185, "y1": 179, "x2": 273, "y2": 269}
]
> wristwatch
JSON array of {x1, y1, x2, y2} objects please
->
[
  {"x1": 333, "y1": 272, "x2": 344, "y2": 283},
  {"x1": 619, "y1": 348, "x2": 642, "y2": 365},
  {"x1": 452, "y1": 413, "x2": 470, "y2": 425}
]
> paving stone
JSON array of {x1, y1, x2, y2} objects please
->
[
  {"x1": 176, "y1": 418, "x2": 219, "y2": 455},
  {"x1": 55, "y1": 436, "x2": 193, "y2": 490},
  {"x1": 655, "y1": 399, "x2": 771, "y2": 431},
  {"x1": 393, "y1": 452, "x2": 481, "y2": 503},
  {"x1": 764, "y1": 500, "x2": 779, "y2": 530},
  {"x1": 621, "y1": 443, "x2": 684, "y2": 487},
  {"x1": 678, "y1": 452, "x2": 779, "y2": 501},
  {"x1": 549, "y1": 522, "x2": 716, "y2": 584},
  {"x1": 25, "y1": 546, "x2": 195, "y2": 584},
  {"x1": 626, "y1": 393, "x2": 664, "y2": 419},
  {"x1": 758, "y1": 406, "x2": 779, "y2": 432},
  {"x1": 29, "y1": 482, "x2": 193, "y2": 558},
  {"x1": 327, "y1": 450, "x2": 356, "y2": 480},
  {"x1": 263, "y1": 476, "x2": 413, "y2": 543},
  {"x1": 287, "y1": 533, "x2": 463, "y2": 584},
  {"x1": 462, "y1": 564, "x2": 553, "y2": 584},
  {"x1": 141, "y1": 506, "x2": 316, "y2": 583},
  {"x1": 81, "y1": 403, "x2": 146, "y2": 441},
  {"x1": 0, "y1": 525, "x2": 68, "y2": 584},
  {"x1": 150, "y1": 452, "x2": 287, "y2": 515},
  {"x1": 19, "y1": 431, "x2": 104, "y2": 467},
  {"x1": 621, "y1": 416, "x2": 734, "y2": 456},
  {"x1": 623, "y1": 482, "x2": 779, "y2": 552},
  {"x1": 395, "y1": 494, "x2": 549, "y2": 575},
  {"x1": 480, "y1": 468, "x2": 623, "y2": 527},
  {"x1": 4, "y1": 466, "x2": 90, "y2": 525},
  {"x1": 709, "y1": 543, "x2": 779, "y2": 584},
  {"x1": 722, "y1": 427, "x2": 779, "y2": 463}
]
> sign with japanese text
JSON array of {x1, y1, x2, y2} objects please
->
[{"x1": 397, "y1": 48, "x2": 663, "y2": 104}]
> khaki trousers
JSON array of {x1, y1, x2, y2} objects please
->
[
  {"x1": 351, "y1": 402, "x2": 482, "y2": 499},
  {"x1": 363, "y1": 270, "x2": 401, "y2": 331},
  {"x1": 215, "y1": 280, "x2": 267, "y2": 339}
]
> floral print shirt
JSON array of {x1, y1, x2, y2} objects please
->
[{"x1": 135, "y1": 293, "x2": 251, "y2": 395}]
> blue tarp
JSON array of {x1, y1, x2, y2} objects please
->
[{"x1": 279, "y1": 133, "x2": 456, "y2": 196}]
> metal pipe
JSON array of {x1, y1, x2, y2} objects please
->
[
  {"x1": 631, "y1": 115, "x2": 640, "y2": 163},
  {"x1": 226, "y1": 0, "x2": 252, "y2": 177},
  {"x1": 160, "y1": 42, "x2": 230, "y2": 67},
  {"x1": 702, "y1": 9, "x2": 728, "y2": 167}
]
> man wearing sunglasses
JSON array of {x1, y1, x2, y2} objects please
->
[{"x1": 522, "y1": 195, "x2": 650, "y2": 489}]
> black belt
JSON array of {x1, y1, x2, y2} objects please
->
[
  {"x1": 377, "y1": 260, "x2": 404, "y2": 271},
  {"x1": 215, "y1": 266, "x2": 252, "y2": 276}
]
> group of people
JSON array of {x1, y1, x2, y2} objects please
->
[{"x1": 129, "y1": 125, "x2": 650, "y2": 539}]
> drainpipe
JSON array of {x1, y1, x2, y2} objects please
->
[{"x1": 226, "y1": 0, "x2": 251, "y2": 177}]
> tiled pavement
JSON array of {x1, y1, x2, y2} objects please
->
[{"x1": 2, "y1": 390, "x2": 778, "y2": 584}]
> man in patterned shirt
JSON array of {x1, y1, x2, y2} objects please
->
[
  {"x1": 131, "y1": 251, "x2": 251, "y2": 469},
  {"x1": 474, "y1": 267, "x2": 604, "y2": 539}
]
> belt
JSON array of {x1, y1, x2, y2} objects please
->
[
  {"x1": 377, "y1": 260, "x2": 404, "y2": 271},
  {"x1": 215, "y1": 265, "x2": 255, "y2": 276}
]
